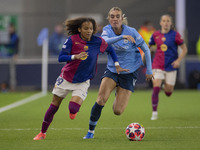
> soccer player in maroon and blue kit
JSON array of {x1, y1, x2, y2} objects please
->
[
  {"x1": 149, "y1": 14, "x2": 188, "y2": 120},
  {"x1": 33, "y1": 17, "x2": 128, "y2": 140}
]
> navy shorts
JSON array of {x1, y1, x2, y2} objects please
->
[{"x1": 102, "y1": 68, "x2": 138, "y2": 92}]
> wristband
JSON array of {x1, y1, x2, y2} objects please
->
[
  {"x1": 114, "y1": 62, "x2": 119, "y2": 66},
  {"x1": 71, "y1": 55, "x2": 75, "y2": 60}
]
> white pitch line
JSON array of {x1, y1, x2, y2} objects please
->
[
  {"x1": 0, "y1": 126, "x2": 200, "y2": 131},
  {"x1": 0, "y1": 92, "x2": 46, "y2": 113}
]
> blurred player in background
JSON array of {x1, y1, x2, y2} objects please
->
[
  {"x1": 0, "y1": 23, "x2": 19, "y2": 58},
  {"x1": 49, "y1": 24, "x2": 66, "y2": 56},
  {"x1": 83, "y1": 7, "x2": 153, "y2": 139},
  {"x1": 149, "y1": 14, "x2": 188, "y2": 120},
  {"x1": 33, "y1": 17, "x2": 128, "y2": 140},
  {"x1": 138, "y1": 20, "x2": 156, "y2": 59}
]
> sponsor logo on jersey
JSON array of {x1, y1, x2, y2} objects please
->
[
  {"x1": 160, "y1": 44, "x2": 168, "y2": 52},
  {"x1": 80, "y1": 52, "x2": 88, "y2": 60}
]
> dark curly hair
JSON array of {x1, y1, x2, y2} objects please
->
[{"x1": 63, "y1": 17, "x2": 97, "y2": 36}]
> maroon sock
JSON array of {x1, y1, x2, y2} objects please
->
[
  {"x1": 152, "y1": 87, "x2": 160, "y2": 111},
  {"x1": 41, "y1": 104, "x2": 59, "y2": 133},
  {"x1": 165, "y1": 92, "x2": 172, "y2": 97},
  {"x1": 68, "y1": 101, "x2": 80, "y2": 114}
]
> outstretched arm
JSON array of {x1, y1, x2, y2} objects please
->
[
  {"x1": 139, "y1": 42, "x2": 154, "y2": 81},
  {"x1": 106, "y1": 45, "x2": 129, "y2": 74},
  {"x1": 58, "y1": 51, "x2": 88, "y2": 62}
]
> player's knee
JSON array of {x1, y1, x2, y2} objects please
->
[
  {"x1": 97, "y1": 95, "x2": 108, "y2": 105},
  {"x1": 113, "y1": 108, "x2": 123, "y2": 115},
  {"x1": 165, "y1": 91, "x2": 172, "y2": 97}
]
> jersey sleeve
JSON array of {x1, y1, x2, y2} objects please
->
[
  {"x1": 58, "y1": 37, "x2": 73, "y2": 62},
  {"x1": 133, "y1": 29, "x2": 145, "y2": 47},
  {"x1": 175, "y1": 32, "x2": 184, "y2": 45},
  {"x1": 149, "y1": 33, "x2": 155, "y2": 46},
  {"x1": 99, "y1": 37, "x2": 108, "y2": 53},
  {"x1": 101, "y1": 28, "x2": 123, "y2": 45}
]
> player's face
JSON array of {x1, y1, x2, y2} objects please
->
[
  {"x1": 78, "y1": 21, "x2": 93, "y2": 41},
  {"x1": 160, "y1": 15, "x2": 172, "y2": 31},
  {"x1": 108, "y1": 10, "x2": 123, "y2": 29}
]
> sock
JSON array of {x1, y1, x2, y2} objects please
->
[
  {"x1": 68, "y1": 101, "x2": 81, "y2": 114},
  {"x1": 41, "y1": 104, "x2": 59, "y2": 133},
  {"x1": 89, "y1": 102, "x2": 104, "y2": 131},
  {"x1": 152, "y1": 87, "x2": 160, "y2": 112},
  {"x1": 165, "y1": 91, "x2": 172, "y2": 97}
]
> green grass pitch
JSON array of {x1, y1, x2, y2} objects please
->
[{"x1": 0, "y1": 90, "x2": 200, "y2": 150}]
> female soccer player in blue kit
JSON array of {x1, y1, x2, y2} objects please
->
[
  {"x1": 33, "y1": 17, "x2": 128, "y2": 140},
  {"x1": 149, "y1": 14, "x2": 187, "y2": 120},
  {"x1": 83, "y1": 7, "x2": 154, "y2": 139}
]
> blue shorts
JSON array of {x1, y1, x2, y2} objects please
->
[{"x1": 102, "y1": 68, "x2": 138, "y2": 92}]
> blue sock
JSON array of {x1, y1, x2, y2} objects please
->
[{"x1": 89, "y1": 102, "x2": 104, "y2": 131}]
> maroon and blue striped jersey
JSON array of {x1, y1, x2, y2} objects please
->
[
  {"x1": 59, "y1": 34, "x2": 108, "y2": 83},
  {"x1": 149, "y1": 30, "x2": 184, "y2": 71}
]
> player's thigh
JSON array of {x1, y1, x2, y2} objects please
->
[
  {"x1": 52, "y1": 94, "x2": 64, "y2": 107},
  {"x1": 71, "y1": 80, "x2": 90, "y2": 105},
  {"x1": 164, "y1": 71, "x2": 177, "y2": 92},
  {"x1": 113, "y1": 87, "x2": 132, "y2": 115},
  {"x1": 97, "y1": 77, "x2": 116, "y2": 105},
  {"x1": 152, "y1": 79, "x2": 162, "y2": 87},
  {"x1": 152, "y1": 69, "x2": 164, "y2": 87}
]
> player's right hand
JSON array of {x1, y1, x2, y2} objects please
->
[{"x1": 75, "y1": 52, "x2": 88, "y2": 60}]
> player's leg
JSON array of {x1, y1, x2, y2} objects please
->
[
  {"x1": 113, "y1": 87, "x2": 132, "y2": 115},
  {"x1": 83, "y1": 77, "x2": 116, "y2": 139},
  {"x1": 151, "y1": 69, "x2": 164, "y2": 120},
  {"x1": 112, "y1": 70, "x2": 138, "y2": 115},
  {"x1": 68, "y1": 96, "x2": 83, "y2": 120},
  {"x1": 69, "y1": 80, "x2": 90, "y2": 120},
  {"x1": 33, "y1": 76, "x2": 67, "y2": 140},
  {"x1": 33, "y1": 94, "x2": 64, "y2": 140},
  {"x1": 164, "y1": 71, "x2": 177, "y2": 97},
  {"x1": 151, "y1": 79, "x2": 162, "y2": 120}
]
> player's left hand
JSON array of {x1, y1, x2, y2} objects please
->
[
  {"x1": 146, "y1": 74, "x2": 154, "y2": 81},
  {"x1": 115, "y1": 66, "x2": 129, "y2": 74},
  {"x1": 171, "y1": 60, "x2": 180, "y2": 68},
  {"x1": 123, "y1": 35, "x2": 136, "y2": 43}
]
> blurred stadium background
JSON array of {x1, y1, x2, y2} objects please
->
[{"x1": 0, "y1": 0, "x2": 200, "y2": 92}]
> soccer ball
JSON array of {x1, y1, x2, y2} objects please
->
[{"x1": 125, "y1": 123, "x2": 145, "y2": 141}]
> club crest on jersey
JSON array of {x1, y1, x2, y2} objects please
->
[
  {"x1": 84, "y1": 45, "x2": 88, "y2": 51},
  {"x1": 162, "y1": 37, "x2": 166, "y2": 41},
  {"x1": 124, "y1": 39, "x2": 128, "y2": 44},
  {"x1": 160, "y1": 44, "x2": 168, "y2": 52}
]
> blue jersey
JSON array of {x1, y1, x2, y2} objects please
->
[{"x1": 102, "y1": 24, "x2": 152, "y2": 74}]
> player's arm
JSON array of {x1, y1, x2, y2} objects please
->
[
  {"x1": 139, "y1": 42, "x2": 154, "y2": 80},
  {"x1": 101, "y1": 30, "x2": 135, "y2": 44},
  {"x1": 106, "y1": 45, "x2": 129, "y2": 73},
  {"x1": 58, "y1": 38, "x2": 88, "y2": 62},
  {"x1": 171, "y1": 43, "x2": 188, "y2": 68}
]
